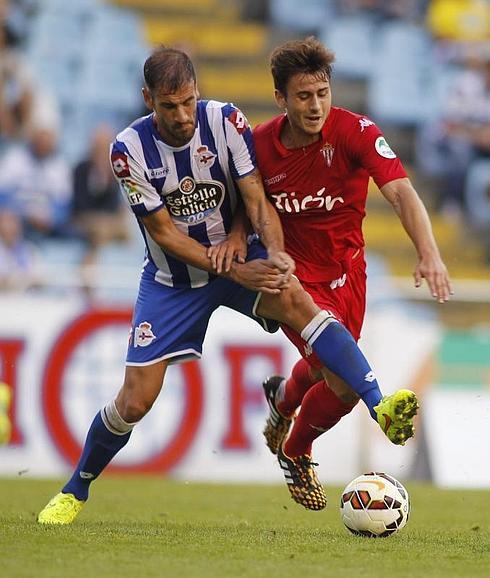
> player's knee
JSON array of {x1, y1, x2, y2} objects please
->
[
  {"x1": 281, "y1": 282, "x2": 316, "y2": 323},
  {"x1": 323, "y1": 373, "x2": 360, "y2": 406},
  {"x1": 117, "y1": 395, "x2": 153, "y2": 422},
  {"x1": 116, "y1": 381, "x2": 154, "y2": 422},
  {"x1": 338, "y1": 390, "x2": 360, "y2": 406}
]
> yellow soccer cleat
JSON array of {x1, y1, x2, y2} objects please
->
[
  {"x1": 0, "y1": 382, "x2": 12, "y2": 445},
  {"x1": 37, "y1": 492, "x2": 85, "y2": 525},
  {"x1": 374, "y1": 389, "x2": 419, "y2": 446}
]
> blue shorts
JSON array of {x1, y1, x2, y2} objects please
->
[{"x1": 126, "y1": 239, "x2": 278, "y2": 365}]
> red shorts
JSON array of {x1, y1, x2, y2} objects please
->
[{"x1": 282, "y1": 262, "x2": 367, "y2": 369}]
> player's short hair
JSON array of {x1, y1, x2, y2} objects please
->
[
  {"x1": 270, "y1": 36, "x2": 335, "y2": 96},
  {"x1": 144, "y1": 45, "x2": 196, "y2": 94}
]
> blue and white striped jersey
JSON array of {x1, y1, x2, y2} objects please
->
[{"x1": 110, "y1": 99, "x2": 256, "y2": 288}]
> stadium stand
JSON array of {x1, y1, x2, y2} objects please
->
[
  {"x1": 1, "y1": 0, "x2": 488, "y2": 318},
  {"x1": 320, "y1": 14, "x2": 375, "y2": 80}
]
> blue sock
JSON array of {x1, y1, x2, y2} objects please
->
[
  {"x1": 63, "y1": 411, "x2": 131, "y2": 501},
  {"x1": 303, "y1": 313, "x2": 383, "y2": 419}
]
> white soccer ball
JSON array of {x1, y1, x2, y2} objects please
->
[{"x1": 340, "y1": 472, "x2": 410, "y2": 537}]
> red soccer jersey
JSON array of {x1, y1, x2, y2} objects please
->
[{"x1": 253, "y1": 107, "x2": 407, "y2": 283}]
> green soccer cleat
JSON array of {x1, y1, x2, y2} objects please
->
[
  {"x1": 374, "y1": 389, "x2": 419, "y2": 445},
  {"x1": 37, "y1": 492, "x2": 85, "y2": 525},
  {"x1": 0, "y1": 382, "x2": 12, "y2": 445}
]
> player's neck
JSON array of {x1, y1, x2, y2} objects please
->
[{"x1": 281, "y1": 122, "x2": 320, "y2": 150}]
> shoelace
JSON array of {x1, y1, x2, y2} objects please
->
[{"x1": 297, "y1": 456, "x2": 319, "y2": 468}]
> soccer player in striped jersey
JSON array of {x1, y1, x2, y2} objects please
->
[
  {"x1": 37, "y1": 45, "x2": 423, "y2": 523},
  {"x1": 249, "y1": 37, "x2": 452, "y2": 509}
]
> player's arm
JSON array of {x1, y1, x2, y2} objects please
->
[
  {"x1": 141, "y1": 207, "x2": 285, "y2": 294},
  {"x1": 207, "y1": 197, "x2": 250, "y2": 273},
  {"x1": 111, "y1": 140, "x2": 284, "y2": 294},
  {"x1": 380, "y1": 177, "x2": 453, "y2": 303},
  {"x1": 237, "y1": 168, "x2": 295, "y2": 280}
]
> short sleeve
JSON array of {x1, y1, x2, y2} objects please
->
[
  {"x1": 222, "y1": 104, "x2": 256, "y2": 179},
  {"x1": 347, "y1": 117, "x2": 407, "y2": 189},
  {"x1": 110, "y1": 140, "x2": 164, "y2": 217}
]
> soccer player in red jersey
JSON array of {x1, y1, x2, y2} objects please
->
[{"x1": 252, "y1": 37, "x2": 452, "y2": 509}]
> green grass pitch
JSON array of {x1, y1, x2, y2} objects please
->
[{"x1": 1, "y1": 477, "x2": 489, "y2": 578}]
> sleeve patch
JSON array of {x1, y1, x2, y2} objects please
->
[
  {"x1": 111, "y1": 151, "x2": 131, "y2": 178},
  {"x1": 375, "y1": 136, "x2": 397, "y2": 159},
  {"x1": 227, "y1": 109, "x2": 249, "y2": 134},
  {"x1": 120, "y1": 179, "x2": 144, "y2": 205}
]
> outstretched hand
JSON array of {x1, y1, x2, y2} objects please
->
[{"x1": 413, "y1": 255, "x2": 453, "y2": 303}]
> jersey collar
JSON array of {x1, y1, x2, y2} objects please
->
[{"x1": 272, "y1": 109, "x2": 336, "y2": 157}]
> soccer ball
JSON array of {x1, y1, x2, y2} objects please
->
[{"x1": 340, "y1": 472, "x2": 410, "y2": 537}]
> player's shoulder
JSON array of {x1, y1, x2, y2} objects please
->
[
  {"x1": 253, "y1": 115, "x2": 281, "y2": 139},
  {"x1": 332, "y1": 107, "x2": 379, "y2": 134},
  {"x1": 113, "y1": 115, "x2": 151, "y2": 147},
  {"x1": 199, "y1": 99, "x2": 249, "y2": 127},
  {"x1": 199, "y1": 99, "x2": 242, "y2": 116}
]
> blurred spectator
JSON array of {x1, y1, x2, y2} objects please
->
[
  {"x1": 416, "y1": 53, "x2": 490, "y2": 219},
  {"x1": 241, "y1": 0, "x2": 270, "y2": 22},
  {"x1": 0, "y1": 207, "x2": 40, "y2": 291},
  {"x1": 426, "y1": 0, "x2": 490, "y2": 63},
  {"x1": 0, "y1": 122, "x2": 73, "y2": 239},
  {"x1": 0, "y1": 20, "x2": 33, "y2": 143},
  {"x1": 338, "y1": 0, "x2": 427, "y2": 22},
  {"x1": 1, "y1": 0, "x2": 37, "y2": 45},
  {"x1": 71, "y1": 123, "x2": 130, "y2": 289},
  {"x1": 426, "y1": 0, "x2": 490, "y2": 43},
  {"x1": 464, "y1": 158, "x2": 490, "y2": 262}
]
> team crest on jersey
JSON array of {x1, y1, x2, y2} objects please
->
[
  {"x1": 165, "y1": 177, "x2": 225, "y2": 224},
  {"x1": 375, "y1": 136, "x2": 397, "y2": 159},
  {"x1": 134, "y1": 322, "x2": 156, "y2": 347},
  {"x1": 320, "y1": 142, "x2": 335, "y2": 167},
  {"x1": 359, "y1": 117, "x2": 375, "y2": 132},
  {"x1": 227, "y1": 109, "x2": 249, "y2": 134},
  {"x1": 111, "y1": 152, "x2": 131, "y2": 178},
  {"x1": 194, "y1": 145, "x2": 216, "y2": 170}
]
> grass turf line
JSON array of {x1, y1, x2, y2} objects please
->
[{"x1": 0, "y1": 478, "x2": 489, "y2": 578}]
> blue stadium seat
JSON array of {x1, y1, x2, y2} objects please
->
[
  {"x1": 367, "y1": 22, "x2": 435, "y2": 126},
  {"x1": 38, "y1": 239, "x2": 86, "y2": 265},
  {"x1": 465, "y1": 159, "x2": 490, "y2": 229},
  {"x1": 321, "y1": 15, "x2": 376, "y2": 79},
  {"x1": 269, "y1": 0, "x2": 335, "y2": 33},
  {"x1": 25, "y1": 1, "x2": 149, "y2": 164}
]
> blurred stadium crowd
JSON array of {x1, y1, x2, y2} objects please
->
[{"x1": 1, "y1": 0, "x2": 490, "y2": 295}]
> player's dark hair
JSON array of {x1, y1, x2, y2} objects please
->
[
  {"x1": 270, "y1": 36, "x2": 335, "y2": 96},
  {"x1": 144, "y1": 45, "x2": 196, "y2": 93}
]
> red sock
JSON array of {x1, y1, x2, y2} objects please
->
[
  {"x1": 284, "y1": 381, "x2": 358, "y2": 458},
  {"x1": 277, "y1": 358, "x2": 316, "y2": 417}
]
